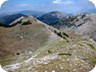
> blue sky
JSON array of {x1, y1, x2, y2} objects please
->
[{"x1": 0, "y1": 0, "x2": 96, "y2": 14}]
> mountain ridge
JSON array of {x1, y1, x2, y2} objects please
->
[
  {"x1": 0, "y1": 14, "x2": 96, "y2": 72},
  {"x1": 51, "y1": 13, "x2": 96, "y2": 41}
]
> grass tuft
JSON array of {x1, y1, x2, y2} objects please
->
[
  {"x1": 86, "y1": 43, "x2": 95, "y2": 50},
  {"x1": 58, "y1": 53, "x2": 72, "y2": 56}
]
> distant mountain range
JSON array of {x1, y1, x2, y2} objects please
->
[
  {"x1": 19, "y1": 10, "x2": 45, "y2": 17},
  {"x1": 0, "y1": 10, "x2": 46, "y2": 25},
  {"x1": 0, "y1": 13, "x2": 27, "y2": 25},
  {"x1": 0, "y1": 11, "x2": 68, "y2": 25},
  {"x1": 0, "y1": 10, "x2": 96, "y2": 41},
  {"x1": 38, "y1": 11, "x2": 68, "y2": 25},
  {"x1": 80, "y1": 8, "x2": 96, "y2": 13},
  {"x1": 0, "y1": 10, "x2": 45, "y2": 18}
]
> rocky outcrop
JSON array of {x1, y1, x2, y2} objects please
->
[{"x1": 53, "y1": 13, "x2": 96, "y2": 41}]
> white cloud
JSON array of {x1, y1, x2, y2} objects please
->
[
  {"x1": 53, "y1": 0, "x2": 74, "y2": 4},
  {"x1": 53, "y1": 0, "x2": 61, "y2": 4},
  {"x1": 64, "y1": 1, "x2": 74, "y2": 4},
  {"x1": 16, "y1": 4, "x2": 31, "y2": 7}
]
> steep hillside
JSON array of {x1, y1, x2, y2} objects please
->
[
  {"x1": 0, "y1": 16, "x2": 61, "y2": 53},
  {"x1": 0, "y1": 16, "x2": 96, "y2": 72},
  {"x1": 38, "y1": 11, "x2": 67, "y2": 25},
  {"x1": 0, "y1": 16, "x2": 61, "y2": 67},
  {"x1": 53, "y1": 13, "x2": 96, "y2": 41}
]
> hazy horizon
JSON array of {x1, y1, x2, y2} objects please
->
[{"x1": 0, "y1": 0, "x2": 96, "y2": 14}]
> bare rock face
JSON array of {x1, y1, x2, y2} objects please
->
[
  {"x1": 0, "y1": 16, "x2": 96, "y2": 72},
  {"x1": 52, "y1": 13, "x2": 96, "y2": 41}
]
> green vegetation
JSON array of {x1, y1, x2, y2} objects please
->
[
  {"x1": 22, "y1": 21, "x2": 31, "y2": 25},
  {"x1": 55, "y1": 31, "x2": 69, "y2": 42},
  {"x1": 92, "y1": 58, "x2": 96, "y2": 64},
  {"x1": 62, "y1": 32, "x2": 69, "y2": 38},
  {"x1": 17, "y1": 20, "x2": 22, "y2": 24},
  {"x1": 48, "y1": 50, "x2": 52, "y2": 53},
  {"x1": 86, "y1": 43, "x2": 95, "y2": 50},
  {"x1": 58, "y1": 53, "x2": 72, "y2": 56},
  {"x1": 54, "y1": 31, "x2": 66, "y2": 39},
  {"x1": 11, "y1": 20, "x2": 22, "y2": 26}
]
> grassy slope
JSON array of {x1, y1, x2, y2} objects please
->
[
  {"x1": 0, "y1": 16, "x2": 61, "y2": 66},
  {"x1": 0, "y1": 16, "x2": 96, "y2": 72},
  {"x1": 6, "y1": 31, "x2": 96, "y2": 72}
]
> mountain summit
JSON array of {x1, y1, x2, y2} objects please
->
[{"x1": 38, "y1": 11, "x2": 67, "y2": 25}]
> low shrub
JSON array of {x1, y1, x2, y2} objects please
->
[
  {"x1": 22, "y1": 21, "x2": 31, "y2": 25},
  {"x1": 58, "y1": 53, "x2": 72, "y2": 56}
]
